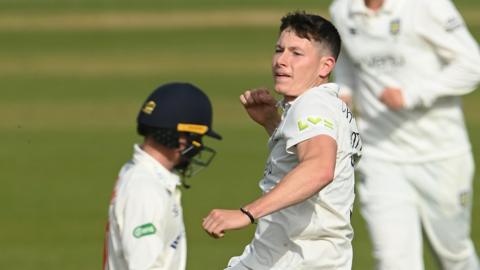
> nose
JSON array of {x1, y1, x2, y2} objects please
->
[{"x1": 274, "y1": 51, "x2": 288, "y2": 67}]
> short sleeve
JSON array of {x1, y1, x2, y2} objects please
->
[
  {"x1": 329, "y1": 0, "x2": 357, "y2": 97},
  {"x1": 283, "y1": 94, "x2": 338, "y2": 153},
  {"x1": 334, "y1": 47, "x2": 357, "y2": 97}
]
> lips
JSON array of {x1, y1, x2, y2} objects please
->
[{"x1": 274, "y1": 71, "x2": 291, "y2": 79}]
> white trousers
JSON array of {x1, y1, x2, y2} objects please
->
[{"x1": 358, "y1": 153, "x2": 479, "y2": 270}]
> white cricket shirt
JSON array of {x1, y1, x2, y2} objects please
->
[
  {"x1": 232, "y1": 83, "x2": 362, "y2": 269},
  {"x1": 330, "y1": 0, "x2": 480, "y2": 162},
  {"x1": 104, "y1": 144, "x2": 186, "y2": 270}
]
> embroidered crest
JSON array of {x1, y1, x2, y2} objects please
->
[
  {"x1": 142, "y1": 101, "x2": 156, "y2": 114},
  {"x1": 389, "y1": 19, "x2": 401, "y2": 35}
]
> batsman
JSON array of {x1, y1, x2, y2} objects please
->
[{"x1": 104, "y1": 82, "x2": 222, "y2": 270}]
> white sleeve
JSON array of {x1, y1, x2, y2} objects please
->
[
  {"x1": 406, "y1": 0, "x2": 480, "y2": 108},
  {"x1": 329, "y1": 1, "x2": 357, "y2": 97},
  {"x1": 122, "y1": 188, "x2": 168, "y2": 270},
  {"x1": 333, "y1": 47, "x2": 357, "y2": 97},
  {"x1": 284, "y1": 95, "x2": 338, "y2": 153}
]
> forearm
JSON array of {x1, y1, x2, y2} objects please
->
[
  {"x1": 410, "y1": 2, "x2": 480, "y2": 108},
  {"x1": 243, "y1": 160, "x2": 333, "y2": 219},
  {"x1": 406, "y1": 57, "x2": 480, "y2": 108}
]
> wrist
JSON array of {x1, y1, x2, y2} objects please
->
[{"x1": 240, "y1": 207, "x2": 257, "y2": 224}]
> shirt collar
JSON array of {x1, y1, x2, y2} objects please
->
[
  {"x1": 315, "y1": 83, "x2": 340, "y2": 97},
  {"x1": 350, "y1": 0, "x2": 368, "y2": 14},
  {"x1": 381, "y1": 0, "x2": 396, "y2": 13},
  {"x1": 349, "y1": 0, "x2": 395, "y2": 16},
  {"x1": 279, "y1": 83, "x2": 340, "y2": 112},
  {"x1": 132, "y1": 144, "x2": 181, "y2": 193},
  {"x1": 277, "y1": 99, "x2": 292, "y2": 112}
]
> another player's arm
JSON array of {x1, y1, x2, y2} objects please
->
[
  {"x1": 403, "y1": 0, "x2": 480, "y2": 108},
  {"x1": 332, "y1": 47, "x2": 357, "y2": 109},
  {"x1": 329, "y1": 5, "x2": 358, "y2": 109},
  {"x1": 240, "y1": 88, "x2": 281, "y2": 136},
  {"x1": 202, "y1": 135, "x2": 336, "y2": 238}
]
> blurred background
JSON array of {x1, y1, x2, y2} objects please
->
[{"x1": 0, "y1": 0, "x2": 478, "y2": 269}]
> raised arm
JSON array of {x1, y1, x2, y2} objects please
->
[{"x1": 240, "y1": 88, "x2": 281, "y2": 136}]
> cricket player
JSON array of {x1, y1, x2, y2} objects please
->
[
  {"x1": 103, "y1": 82, "x2": 222, "y2": 270},
  {"x1": 203, "y1": 11, "x2": 362, "y2": 269},
  {"x1": 329, "y1": 0, "x2": 480, "y2": 269}
]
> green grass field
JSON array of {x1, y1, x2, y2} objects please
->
[{"x1": 1, "y1": 1, "x2": 479, "y2": 269}]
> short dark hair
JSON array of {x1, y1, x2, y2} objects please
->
[
  {"x1": 137, "y1": 124, "x2": 180, "y2": 148},
  {"x1": 280, "y1": 11, "x2": 341, "y2": 60},
  {"x1": 137, "y1": 124, "x2": 203, "y2": 149}
]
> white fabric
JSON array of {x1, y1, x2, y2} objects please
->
[
  {"x1": 358, "y1": 154, "x2": 479, "y2": 270},
  {"x1": 330, "y1": 1, "x2": 480, "y2": 268},
  {"x1": 330, "y1": 0, "x2": 480, "y2": 162},
  {"x1": 227, "y1": 83, "x2": 362, "y2": 270},
  {"x1": 104, "y1": 144, "x2": 186, "y2": 270}
]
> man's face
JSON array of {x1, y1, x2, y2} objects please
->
[
  {"x1": 173, "y1": 135, "x2": 191, "y2": 170},
  {"x1": 272, "y1": 29, "x2": 325, "y2": 100}
]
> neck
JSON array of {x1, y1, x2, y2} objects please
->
[
  {"x1": 283, "y1": 95, "x2": 296, "y2": 102},
  {"x1": 364, "y1": 0, "x2": 384, "y2": 11},
  {"x1": 141, "y1": 138, "x2": 177, "y2": 171},
  {"x1": 284, "y1": 78, "x2": 329, "y2": 102}
]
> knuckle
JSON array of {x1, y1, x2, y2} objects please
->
[{"x1": 211, "y1": 210, "x2": 221, "y2": 218}]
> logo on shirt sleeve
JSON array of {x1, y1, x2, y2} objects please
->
[
  {"x1": 298, "y1": 120, "x2": 309, "y2": 131},
  {"x1": 297, "y1": 116, "x2": 334, "y2": 132},
  {"x1": 459, "y1": 191, "x2": 470, "y2": 207},
  {"x1": 445, "y1": 17, "x2": 463, "y2": 32},
  {"x1": 133, "y1": 223, "x2": 157, "y2": 238}
]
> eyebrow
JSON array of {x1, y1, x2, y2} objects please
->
[
  {"x1": 288, "y1": 46, "x2": 305, "y2": 52},
  {"x1": 276, "y1": 44, "x2": 303, "y2": 51}
]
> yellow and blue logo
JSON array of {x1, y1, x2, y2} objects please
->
[
  {"x1": 390, "y1": 19, "x2": 401, "y2": 35},
  {"x1": 142, "y1": 101, "x2": 156, "y2": 115}
]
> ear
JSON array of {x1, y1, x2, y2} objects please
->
[
  {"x1": 176, "y1": 136, "x2": 188, "y2": 152},
  {"x1": 318, "y1": 56, "x2": 336, "y2": 78}
]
